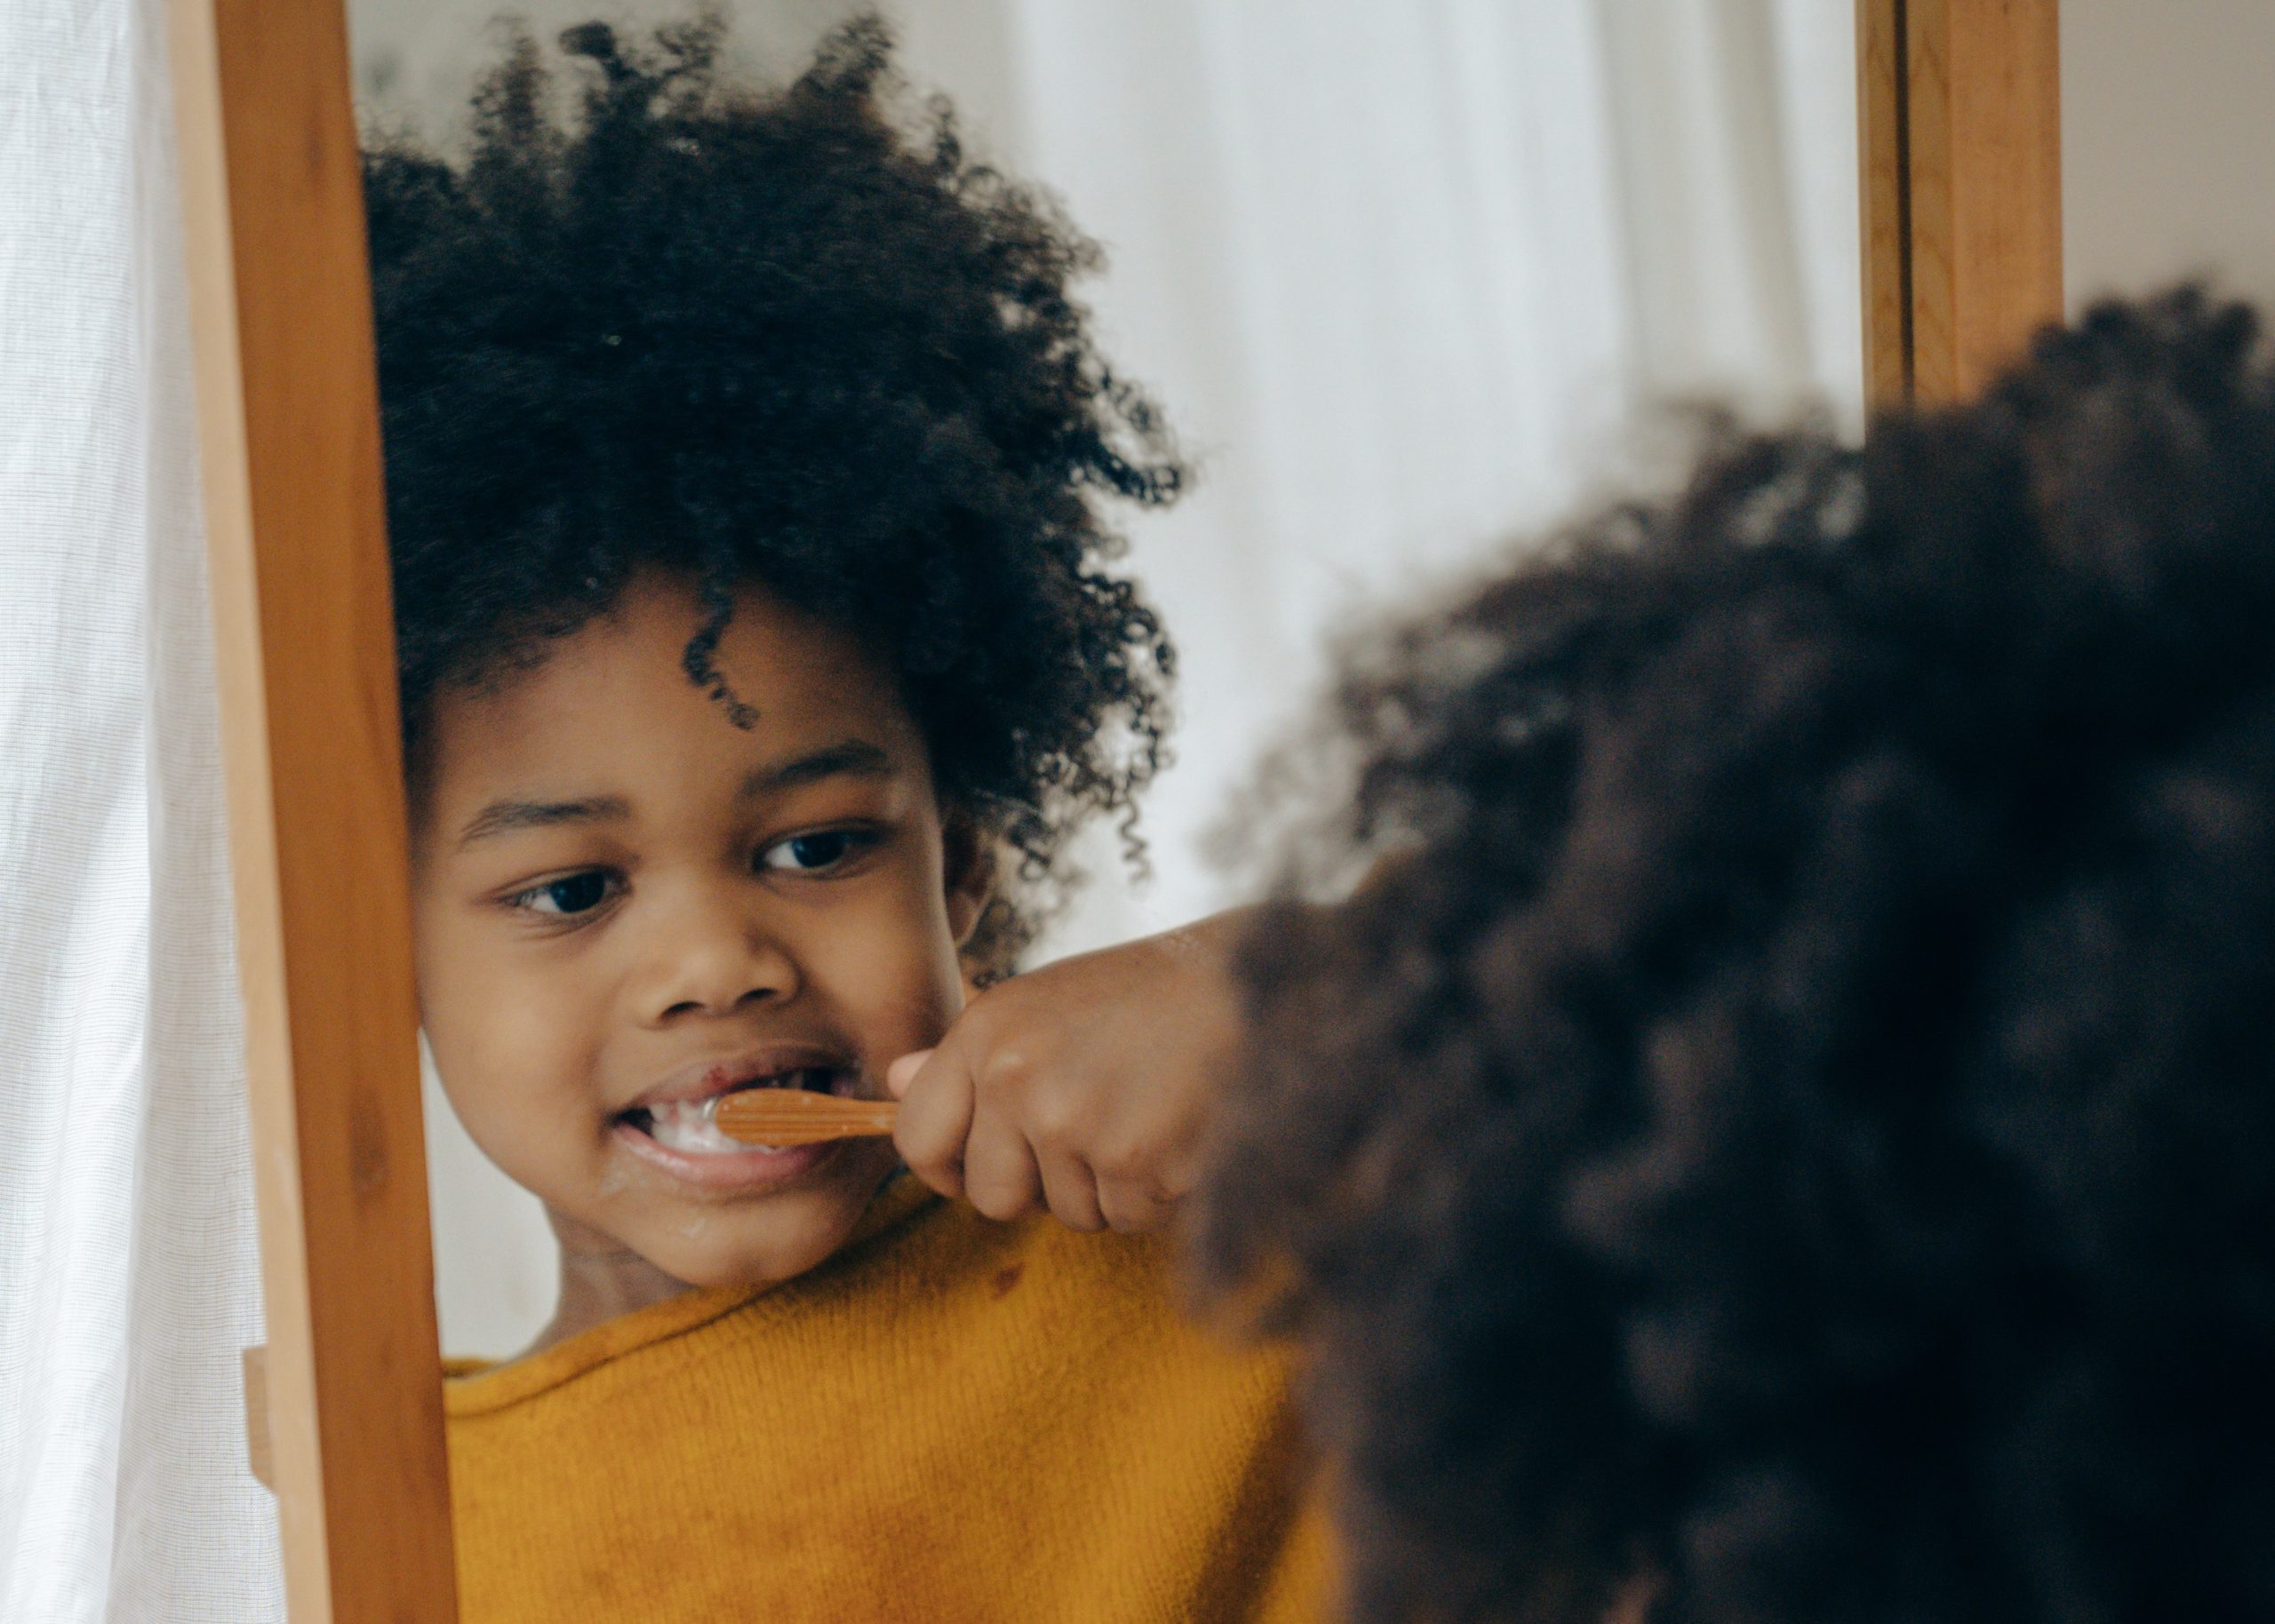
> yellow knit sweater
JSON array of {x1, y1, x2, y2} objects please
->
[{"x1": 444, "y1": 1178, "x2": 1331, "y2": 1622}]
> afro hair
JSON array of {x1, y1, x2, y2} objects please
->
[{"x1": 363, "y1": 13, "x2": 1182, "y2": 965}]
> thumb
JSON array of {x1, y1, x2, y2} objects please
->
[{"x1": 885, "y1": 1049, "x2": 934, "y2": 1099}]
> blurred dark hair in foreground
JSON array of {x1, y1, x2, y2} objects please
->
[{"x1": 1195, "y1": 287, "x2": 2275, "y2": 1624}]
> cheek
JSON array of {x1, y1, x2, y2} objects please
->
[
  {"x1": 413, "y1": 904, "x2": 603, "y2": 1148},
  {"x1": 802, "y1": 879, "x2": 968, "y2": 1054}
]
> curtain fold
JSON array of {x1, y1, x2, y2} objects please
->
[{"x1": 0, "y1": 0, "x2": 282, "y2": 1616}]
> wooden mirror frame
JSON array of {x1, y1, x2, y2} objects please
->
[
  {"x1": 168, "y1": 0, "x2": 457, "y2": 1619},
  {"x1": 1860, "y1": 0, "x2": 2063, "y2": 405},
  {"x1": 164, "y1": 2, "x2": 2062, "y2": 1617}
]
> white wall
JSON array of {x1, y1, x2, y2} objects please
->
[{"x1": 2064, "y1": 0, "x2": 2275, "y2": 310}]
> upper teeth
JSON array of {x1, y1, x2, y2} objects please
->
[{"x1": 635, "y1": 1070, "x2": 834, "y2": 1155}]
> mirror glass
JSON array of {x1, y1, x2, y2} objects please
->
[{"x1": 346, "y1": 0, "x2": 1862, "y2": 1363}]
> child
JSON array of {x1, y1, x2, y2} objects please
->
[
  {"x1": 1190, "y1": 291, "x2": 2275, "y2": 1624},
  {"x1": 370, "y1": 20, "x2": 1324, "y2": 1620}
]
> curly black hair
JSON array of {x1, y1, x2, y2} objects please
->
[
  {"x1": 364, "y1": 14, "x2": 1180, "y2": 964},
  {"x1": 1193, "y1": 288, "x2": 2275, "y2": 1624}
]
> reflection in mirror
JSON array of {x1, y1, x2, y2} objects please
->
[
  {"x1": 345, "y1": 8, "x2": 1857, "y2": 1613},
  {"x1": 347, "y1": 2, "x2": 1861, "y2": 1366}
]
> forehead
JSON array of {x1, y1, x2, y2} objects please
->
[{"x1": 420, "y1": 574, "x2": 919, "y2": 808}]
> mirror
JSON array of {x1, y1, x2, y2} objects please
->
[
  {"x1": 344, "y1": 0, "x2": 1861, "y2": 1365},
  {"x1": 108, "y1": 0, "x2": 2275, "y2": 1609}
]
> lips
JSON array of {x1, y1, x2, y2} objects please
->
[{"x1": 619, "y1": 1044, "x2": 855, "y2": 1110}]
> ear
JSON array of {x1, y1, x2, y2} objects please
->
[{"x1": 940, "y1": 812, "x2": 994, "y2": 950}]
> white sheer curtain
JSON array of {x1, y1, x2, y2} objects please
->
[
  {"x1": 355, "y1": 0, "x2": 1861, "y2": 1360},
  {"x1": 0, "y1": 0, "x2": 283, "y2": 1618},
  {"x1": 985, "y1": 0, "x2": 1861, "y2": 955}
]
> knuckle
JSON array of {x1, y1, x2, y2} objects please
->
[
  {"x1": 982, "y1": 1047, "x2": 1035, "y2": 1095},
  {"x1": 1091, "y1": 1141, "x2": 1156, "y2": 1186},
  {"x1": 1026, "y1": 1090, "x2": 1086, "y2": 1149}
]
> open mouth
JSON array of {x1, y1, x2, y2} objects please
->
[{"x1": 618, "y1": 1065, "x2": 850, "y2": 1157}]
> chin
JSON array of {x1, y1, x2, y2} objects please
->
[
  {"x1": 675, "y1": 1233, "x2": 849, "y2": 1291},
  {"x1": 662, "y1": 1182, "x2": 887, "y2": 1291}
]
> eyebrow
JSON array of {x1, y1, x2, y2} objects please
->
[
  {"x1": 453, "y1": 740, "x2": 897, "y2": 852},
  {"x1": 737, "y1": 739, "x2": 895, "y2": 800},
  {"x1": 455, "y1": 795, "x2": 631, "y2": 850}
]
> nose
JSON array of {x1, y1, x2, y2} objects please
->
[{"x1": 631, "y1": 882, "x2": 801, "y2": 1025}]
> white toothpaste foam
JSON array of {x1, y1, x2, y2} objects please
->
[{"x1": 646, "y1": 1096, "x2": 782, "y2": 1155}]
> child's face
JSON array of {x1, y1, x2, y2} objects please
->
[{"x1": 410, "y1": 572, "x2": 986, "y2": 1291}]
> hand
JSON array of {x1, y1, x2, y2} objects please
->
[{"x1": 888, "y1": 911, "x2": 1253, "y2": 1232}]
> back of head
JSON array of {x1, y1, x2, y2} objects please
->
[{"x1": 1195, "y1": 289, "x2": 2275, "y2": 1624}]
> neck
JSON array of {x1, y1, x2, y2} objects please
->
[{"x1": 524, "y1": 1210, "x2": 691, "y2": 1357}]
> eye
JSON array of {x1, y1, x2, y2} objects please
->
[
  {"x1": 757, "y1": 828, "x2": 874, "y2": 874},
  {"x1": 510, "y1": 870, "x2": 619, "y2": 917}
]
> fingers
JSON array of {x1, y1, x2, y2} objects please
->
[
  {"x1": 885, "y1": 1049, "x2": 931, "y2": 1099},
  {"x1": 1094, "y1": 1114, "x2": 1203, "y2": 1232},
  {"x1": 961, "y1": 1110, "x2": 1043, "y2": 1222},
  {"x1": 890, "y1": 1047, "x2": 974, "y2": 1201},
  {"x1": 1035, "y1": 1144, "x2": 1106, "y2": 1232},
  {"x1": 889, "y1": 946, "x2": 1220, "y2": 1234},
  {"x1": 890, "y1": 1033, "x2": 1051, "y2": 1222},
  {"x1": 1094, "y1": 1168, "x2": 1178, "y2": 1233}
]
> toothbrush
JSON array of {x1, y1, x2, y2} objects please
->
[{"x1": 710, "y1": 1087, "x2": 899, "y2": 1146}]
